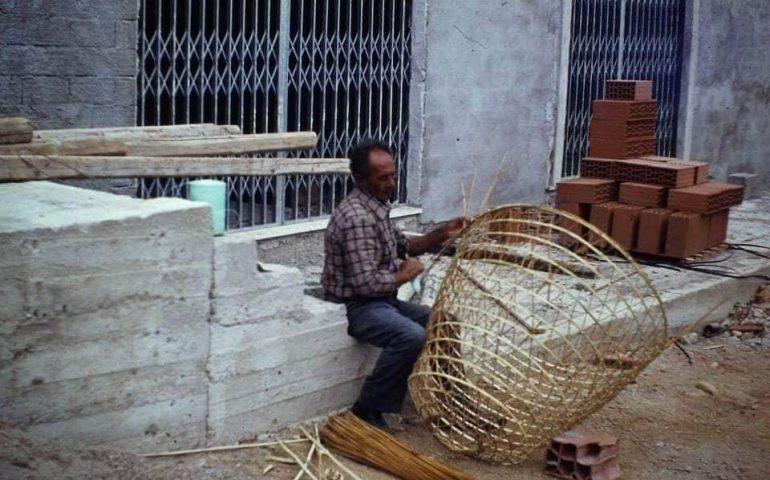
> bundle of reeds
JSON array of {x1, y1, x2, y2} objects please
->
[{"x1": 320, "y1": 412, "x2": 475, "y2": 480}]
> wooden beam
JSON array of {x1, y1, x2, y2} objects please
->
[
  {"x1": 124, "y1": 132, "x2": 318, "y2": 156},
  {"x1": 0, "y1": 138, "x2": 127, "y2": 156},
  {"x1": 0, "y1": 155, "x2": 349, "y2": 180},
  {"x1": 0, "y1": 117, "x2": 34, "y2": 145},
  {"x1": 34, "y1": 123, "x2": 242, "y2": 141}
]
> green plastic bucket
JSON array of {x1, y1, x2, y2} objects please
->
[{"x1": 189, "y1": 179, "x2": 226, "y2": 235}]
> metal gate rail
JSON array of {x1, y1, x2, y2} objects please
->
[
  {"x1": 561, "y1": 0, "x2": 686, "y2": 179},
  {"x1": 137, "y1": 0, "x2": 413, "y2": 229}
]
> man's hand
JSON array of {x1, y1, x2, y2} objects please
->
[
  {"x1": 395, "y1": 257, "x2": 424, "y2": 284},
  {"x1": 406, "y1": 217, "x2": 472, "y2": 257},
  {"x1": 440, "y1": 217, "x2": 471, "y2": 239}
]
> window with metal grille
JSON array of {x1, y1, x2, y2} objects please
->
[
  {"x1": 137, "y1": 0, "x2": 412, "y2": 229},
  {"x1": 560, "y1": 0, "x2": 686, "y2": 179}
]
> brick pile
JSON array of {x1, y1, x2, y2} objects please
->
[
  {"x1": 589, "y1": 79, "x2": 657, "y2": 160},
  {"x1": 545, "y1": 429, "x2": 621, "y2": 480},
  {"x1": 556, "y1": 79, "x2": 745, "y2": 260}
]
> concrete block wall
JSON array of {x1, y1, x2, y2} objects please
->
[
  {"x1": 0, "y1": 182, "x2": 377, "y2": 451},
  {"x1": 0, "y1": 182, "x2": 213, "y2": 452},
  {"x1": 207, "y1": 233, "x2": 378, "y2": 445},
  {"x1": 0, "y1": 1, "x2": 138, "y2": 128}
]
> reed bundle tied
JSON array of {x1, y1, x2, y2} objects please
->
[
  {"x1": 409, "y1": 204, "x2": 669, "y2": 465},
  {"x1": 320, "y1": 412, "x2": 475, "y2": 480}
]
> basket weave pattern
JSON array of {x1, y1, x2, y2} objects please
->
[{"x1": 409, "y1": 205, "x2": 667, "y2": 465}]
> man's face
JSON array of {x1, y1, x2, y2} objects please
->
[{"x1": 361, "y1": 149, "x2": 397, "y2": 202}]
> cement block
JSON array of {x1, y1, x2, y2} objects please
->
[
  {"x1": 26, "y1": 394, "x2": 207, "y2": 453},
  {"x1": 1, "y1": 315, "x2": 208, "y2": 387},
  {"x1": 212, "y1": 234, "x2": 259, "y2": 296},
  {"x1": 0, "y1": 76, "x2": 22, "y2": 104},
  {"x1": 69, "y1": 76, "x2": 117, "y2": 104},
  {"x1": 211, "y1": 283, "x2": 307, "y2": 326},
  {"x1": 210, "y1": 262, "x2": 308, "y2": 325},
  {"x1": 208, "y1": 299, "x2": 349, "y2": 380},
  {"x1": 0, "y1": 182, "x2": 212, "y2": 236},
  {"x1": 22, "y1": 264, "x2": 210, "y2": 321},
  {"x1": 92, "y1": 105, "x2": 136, "y2": 127},
  {"x1": 0, "y1": 17, "x2": 115, "y2": 48},
  {"x1": 2, "y1": 295, "x2": 209, "y2": 359},
  {"x1": 0, "y1": 45, "x2": 136, "y2": 77},
  {"x1": 1, "y1": 361, "x2": 206, "y2": 425},
  {"x1": 728, "y1": 173, "x2": 763, "y2": 200},
  {"x1": 208, "y1": 378, "x2": 365, "y2": 445},
  {"x1": 5, "y1": 1, "x2": 138, "y2": 21}
]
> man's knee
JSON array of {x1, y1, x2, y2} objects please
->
[{"x1": 404, "y1": 325, "x2": 427, "y2": 353}]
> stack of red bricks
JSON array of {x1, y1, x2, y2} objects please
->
[
  {"x1": 556, "y1": 79, "x2": 745, "y2": 260},
  {"x1": 545, "y1": 429, "x2": 621, "y2": 480}
]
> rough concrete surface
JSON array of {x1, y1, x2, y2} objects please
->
[
  {"x1": 679, "y1": 0, "x2": 770, "y2": 184},
  {"x1": 409, "y1": 1, "x2": 561, "y2": 222},
  {"x1": 0, "y1": 182, "x2": 213, "y2": 452},
  {"x1": 0, "y1": 182, "x2": 384, "y2": 452},
  {"x1": 0, "y1": 1, "x2": 137, "y2": 129}
]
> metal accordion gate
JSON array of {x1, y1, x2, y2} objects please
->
[
  {"x1": 137, "y1": 0, "x2": 413, "y2": 229},
  {"x1": 560, "y1": 0, "x2": 687, "y2": 179}
]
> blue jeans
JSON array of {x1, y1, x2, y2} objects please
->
[{"x1": 345, "y1": 296, "x2": 431, "y2": 413}]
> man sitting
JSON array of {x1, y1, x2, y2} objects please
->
[{"x1": 322, "y1": 139, "x2": 465, "y2": 428}]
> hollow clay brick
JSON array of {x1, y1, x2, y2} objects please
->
[
  {"x1": 667, "y1": 182, "x2": 745, "y2": 213},
  {"x1": 640, "y1": 155, "x2": 709, "y2": 184},
  {"x1": 592, "y1": 100, "x2": 658, "y2": 121},
  {"x1": 665, "y1": 212, "x2": 710, "y2": 259},
  {"x1": 556, "y1": 178, "x2": 618, "y2": 204},
  {"x1": 635, "y1": 208, "x2": 673, "y2": 255},
  {"x1": 707, "y1": 209, "x2": 730, "y2": 248},
  {"x1": 604, "y1": 79, "x2": 653, "y2": 101},
  {"x1": 618, "y1": 182, "x2": 667, "y2": 207},
  {"x1": 545, "y1": 428, "x2": 622, "y2": 480},
  {"x1": 587, "y1": 201, "x2": 621, "y2": 249},
  {"x1": 615, "y1": 159, "x2": 696, "y2": 188},
  {"x1": 610, "y1": 204, "x2": 645, "y2": 251},
  {"x1": 589, "y1": 136, "x2": 656, "y2": 159},
  {"x1": 589, "y1": 118, "x2": 657, "y2": 140},
  {"x1": 580, "y1": 157, "x2": 618, "y2": 179},
  {"x1": 556, "y1": 199, "x2": 592, "y2": 246}
]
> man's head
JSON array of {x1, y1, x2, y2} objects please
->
[{"x1": 349, "y1": 140, "x2": 396, "y2": 202}]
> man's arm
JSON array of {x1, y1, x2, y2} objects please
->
[{"x1": 406, "y1": 217, "x2": 469, "y2": 257}]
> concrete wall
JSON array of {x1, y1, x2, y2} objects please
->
[
  {"x1": 0, "y1": 1, "x2": 138, "y2": 129},
  {"x1": 679, "y1": 0, "x2": 770, "y2": 185},
  {"x1": 0, "y1": 182, "x2": 375, "y2": 452},
  {"x1": 207, "y1": 236, "x2": 377, "y2": 444},
  {"x1": 408, "y1": 1, "x2": 564, "y2": 223},
  {"x1": 0, "y1": 182, "x2": 213, "y2": 452}
]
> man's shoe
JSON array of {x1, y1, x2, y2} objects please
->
[{"x1": 351, "y1": 402, "x2": 388, "y2": 429}]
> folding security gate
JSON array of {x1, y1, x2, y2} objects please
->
[
  {"x1": 560, "y1": 0, "x2": 686, "y2": 178},
  {"x1": 137, "y1": 0, "x2": 413, "y2": 228}
]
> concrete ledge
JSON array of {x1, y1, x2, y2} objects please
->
[{"x1": 244, "y1": 205, "x2": 423, "y2": 241}]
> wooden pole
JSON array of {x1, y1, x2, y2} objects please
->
[
  {"x1": 35, "y1": 123, "x2": 242, "y2": 141},
  {"x1": 0, "y1": 117, "x2": 34, "y2": 145},
  {"x1": 0, "y1": 155, "x2": 349, "y2": 181},
  {"x1": 124, "y1": 132, "x2": 318, "y2": 156}
]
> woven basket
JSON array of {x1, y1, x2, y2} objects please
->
[{"x1": 409, "y1": 204, "x2": 667, "y2": 464}]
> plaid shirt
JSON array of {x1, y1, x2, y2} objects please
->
[{"x1": 322, "y1": 187, "x2": 409, "y2": 300}]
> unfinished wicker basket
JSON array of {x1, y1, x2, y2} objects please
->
[{"x1": 409, "y1": 204, "x2": 668, "y2": 465}]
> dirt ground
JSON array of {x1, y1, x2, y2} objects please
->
[{"x1": 2, "y1": 300, "x2": 769, "y2": 479}]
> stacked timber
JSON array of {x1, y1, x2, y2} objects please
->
[
  {"x1": 0, "y1": 119, "x2": 346, "y2": 180},
  {"x1": 0, "y1": 117, "x2": 34, "y2": 145},
  {"x1": 556, "y1": 80, "x2": 745, "y2": 260}
]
